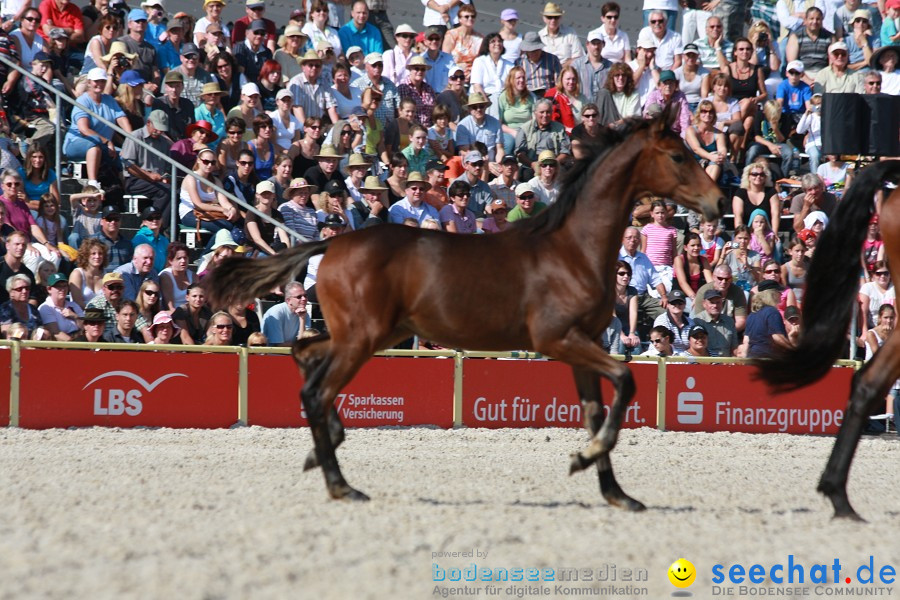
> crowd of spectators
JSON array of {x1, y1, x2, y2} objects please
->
[{"x1": 0, "y1": 0, "x2": 896, "y2": 350}]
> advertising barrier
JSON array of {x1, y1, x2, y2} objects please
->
[
  {"x1": 665, "y1": 363, "x2": 853, "y2": 435},
  {"x1": 0, "y1": 347, "x2": 9, "y2": 427},
  {"x1": 461, "y1": 359, "x2": 658, "y2": 429},
  {"x1": 247, "y1": 354, "x2": 455, "y2": 428},
  {"x1": 18, "y1": 349, "x2": 240, "y2": 429}
]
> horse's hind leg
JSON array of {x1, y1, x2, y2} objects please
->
[
  {"x1": 571, "y1": 367, "x2": 645, "y2": 511},
  {"x1": 819, "y1": 341, "x2": 900, "y2": 520}
]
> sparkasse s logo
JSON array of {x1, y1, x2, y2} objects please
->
[{"x1": 84, "y1": 371, "x2": 188, "y2": 416}]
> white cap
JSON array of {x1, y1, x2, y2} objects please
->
[
  {"x1": 241, "y1": 82, "x2": 261, "y2": 96},
  {"x1": 276, "y1": 88, "x2": 293, "y2": 101},
  {"x1": 141, "y1": 0, "x2": 165, "y2": 7},
  {"x1": 586, "y1": 27, "x2": 604, "y2": 43},
  {"x1": 786, "y1": 60, "x2": 804, "y2": 73},
  {"x1": 636, "y1": 30, "x2": 658, "y2": 49},
  {"x1": 515, "y1": 182, "x2": 533, "y2": 196},
  {"x1": 256, "y1": 180, "x2": 276, "y2": 194},
  {"x1": 395, "y1": 23, "x2": 416, "y2": 36},
  {"x1": 87, "y1": 67, "x2": 108, "y2": 81},
  {"x1": 346, "y1": 45, "x2": 363, "y2": 57}
]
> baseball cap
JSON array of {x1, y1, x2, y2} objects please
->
[
  {"x1": 828, "y1": 41, "x2": 848, "y2": 54},
  {"x1": 87, "y1": 67, "x2": 108, "y2": 81},
  {"x1": 667, "y1": 289, "x2": 687, "y2": 303},
  {"x1": 784, "y1": 306, "x2": 801, "y2": 323},
  {"x1": 425, "y1": 160, "x2": 448, "y2": 172},
  {"x1": 500, "y1": 154, "x2": 517, "y2": 164},
  {"x1": 365, "y1": 52, "x2": 383, "y2": 65},
  {"x1": 658, "y1": 69, "x2": 676, "y2": 83},
  {"x1": 180, "y1": 43, "x2": 201, "y2": 56},
  {"x1": 33, "y1": 51, "x2": 53, "y2": 63},
  {"x1": 102, "y1": 272, "x2": 124, "y2": 286},
  {"x1": 586, "y1": 28, "x2": 604, "y2": 43},
  {"x1": 515, "y1": 182, "x2": 533, "y2": 197},
  {"x1": 500, "y1": 8, "x2": 518, "y2": 21},
  {"x1": 538, "y1": 149, "x2": 557, "y2": 165},
  {"x1": 688, "y1": 324, "x2": 708, "y2": 338},
  {"x1": 786, "y1": 60, "x2": 805, "y2": 73},
  {"x1": 463, "y1": 150, "x2": 484, "y2": 164},
  {"x1": 102, "y1": 206, "x2": 121, "y2": 219},
  {"x1": 128, "y1": 8, "x2": 149, "y2": 21},
  {"x1": 703, "y1": 288, "x2": 723, "y2": 300},
  {"x1": 345, "y1": 45, "x2": 363, "y2": 57},
  {"x1": 248, "y1": 19, "x2": 267, "y2": 32},
  {"x1": 47, "y1": 273, "x2": 68, "y2": 287},
  {"x1": 119, "y1": 70, "x2": 146, "y2": 86},
  {"x1": 490, "y1": 198, "x2": 509, "y2": 212},
  {"x1": 83, "y1": 308, "x2": 106, "y2": 323},
  {"x1": 241, "y1": 82, "x2": 261, "y2": 96},
  {"x1": 140, "y1": 206, "x2": 162, "y2": 220},
  {"x1": 49, "y1": 28, "x2": 67, "y2": 39},
  {"x1": 323, "y1": 180, "x2": 345, "y2": 195},
  {"x1": 276, "y1": 88, "x2": 293, "y2": 101},
  {"x1": 683, "y1": 43, "x2": 699, "y2": 55},
  {"x1": 163, "y1": 70, "x2": 184, "y2": 84},
  {"x1": 147, "y1": 109, "x2": 169, "y2": 132},
  {"x1": 256, "y1": 180, "x2": 276, "y2": 194}
]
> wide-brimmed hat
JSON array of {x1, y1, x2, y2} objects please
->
[
  {"x1": 83, "y1": 308, "x2": 106, "y2": 323},
  {"x1": 542, "y1": 2, "x2": 564, "y2": 16},
  {"x1": 200, "y1": 81, "x2": 226, "y2": 96},
  {"x1": 347, "y1": 153, "x2": 372, "y2": 169},
  {"x1": 359, "y1": 175, "x2": 387, "y2": 192},
  {"x1": 300, "y1": 49, "x2": 321, "y2": 63},
  {"x1": 102, "y1": 40, "x2": 137, "y2": 62},
  {"x1": 403, "y1": 171, "x2": 432, "y2": 191},
  {"x1": 395, "y1": 23, "x2": 416, "y2": 36},
  {"x1": 407, "y1": 55, "x2": 431, "y2": 71},
  {"x1": 520, "y1": 31, "x2": 543, "y2": 52},
  {"x1": 538, "y1": 149, "x2": 558, "y2": 164},
  {"x1": 150, "y1": 311, "x2": 181, "y2": 334},
  {"x1": 185, "y1": 120, "x2": 218, "y2": 142},
  {"x1": 314, "y1": 144, "x2": 341, "y2": 160},
  {"x1": 870, "y1": 45, "x2": 900, "y2": 71},
  {"x1": 285, "y1": 177, "x2": 317, "y2": 197},
  {"x1": 466, "y1": 91, "x2": 491, "y2": 107}
]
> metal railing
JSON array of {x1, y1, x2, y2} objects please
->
[{"x1": 0, "y1": 53, "x2": 309, "y2": 244}]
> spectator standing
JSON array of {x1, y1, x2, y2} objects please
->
[
  {"x1": 151, "y1": 71, "x2": 195, "y2": 140},
  {"x1": 420, "y1": 26, "x2": 454, "y2": 92},
  {"x1": 382, "y1": 23, "x2": 416, "y2": 85}
]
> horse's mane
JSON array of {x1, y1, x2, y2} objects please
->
[{"x1": 514, "y1": 118, "x2": 653, "y2": 236}]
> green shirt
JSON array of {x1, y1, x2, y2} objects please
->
[
  {"x1": 506, "y1": 202, "x2": 548, "y2": 222},
  {"x1": 498, "y1": 92, "x2": 535, "y2": 128}
]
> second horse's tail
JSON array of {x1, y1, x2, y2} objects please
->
[
  {"x1": 204, "y1": 239, "x2": 331, "y2": 308},
  {"x1": 754, "y1": 160, "x2": 900, "y2": 391}
]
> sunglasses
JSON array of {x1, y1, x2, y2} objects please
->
[
  {"x1": 518, "y1": 193, "x2": 535, "y2": 200},
  {"x1": 23, "y1": 16, "x2": 39, "y2": 21},
  {"x1": 604, "y1": 14, "x2": 618, "y2": 19},
  {"x1": 716, "y1": 276, "x2": 732, "y2": 282},
  {"x1": 214, "y1": 323, "x2": 234, "y2": 330},
  {"x1": 200, "y1": 158, "x2": 215, "y2": 165},
  {"x1": 469, "y1": 161, "x2": 484, "y2": 167},
  {"x1": 11, "y1": 285, "x2": 30, "y2": 292},
  {"x1": 237, "y1": 160, "x2": 253, "y2": 166},
  {"x1": 450, "y1": 74, "x2": 465, "y2": 80},
  {"x1": 228, "y1": 130, "x2": 244, "y2": 135},
  {"x1": 650, "y1": 19, "x2": 665, "y2": 24},
  {"x1": 104, "y1": 216, "x2": 121, "y2": 222},
  {"x1": 341, "y1": 130, "x2": 352, "y2": 136},
  {"x1": 3, "y1": 182, "x2": 21, "y2": 187},
  {"x1": 875, "y1": 271, "x2": 890, "y2": 276},
  {"x1": 408, "y1": 185, "x2": 426, "y2": 191},
  {"x1": 183, "y1": 54, "x2": 198, "y2": 60},
  {"x1": 867, "y1": 81, "x2": 882, "y2": 86},
  {"x1": 106, "y1": 284, "x2": 124, "y2": 291},
  {"x1": 144, "y1": 290, "x2": 159, "y2": 296},
  {"x1": 650, "y1": 338, "x2": 664, "y2": 344},
  {"x1": 750, "y1": 172, "x2": 765, "y2": 177},
  {"x1": 545, "y1": 15, "x2": 560, "y2": 20},
  {"x1": 764, "y1": 269, "x2": 779, "y2": 274},
  {"x1": 582, "y1": 113, "x2": 598, "y2": 119},
  {"x1": 788, "y1": 70, "x2": 801, "y2": 75},
  {"x1": 616, "y1": 271, "x2": 629, "y2": 276}
]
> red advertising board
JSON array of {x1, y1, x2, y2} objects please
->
[
  {"x1": 664, "y1": 363, "x2": 853, "y2": 434},
  {"x1": 18, "y1": 349, "x2": 239, "y2": 429},
  {"x1": 461, "y1": 359, "x2": 658, "y2": 429},
  {"x1": 0, "y1": 347, "x2": 9, "y2": 427},
  {"x1": 247, "y1": 355, "x2": 455, "y2": 428}
]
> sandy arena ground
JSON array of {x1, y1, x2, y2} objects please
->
[{"x1": 1, "y1": 426, "x2": 899, "y2": 600}]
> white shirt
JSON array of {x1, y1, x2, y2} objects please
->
[
  {"x1": 268, "y1": 110, "x2": 304, "y2": 151},
  {"x1": 595, "y1": 27, "x2": 631, "y2": 63},
  {"x1": 421, "y1": 0, "x2": 471, "y2": 27},
  {"x1": 628, "y1": 59, "x2": 658, "y2": 107},
  {"x1": 538, "y1": 25, "x2": 584, "y2": 64},
  {"x1": 0, "y1": 0, "x2": 26, "y2": 18},
  {"x1": 344, "y1": 174, "x2": 362, "y2": 204},
  {"x1": 194, "y1": 16, "x2": 231, "y2": 40},
  {"x1": 527, "y1": 176, "x2": 560, "y2": 206},
  {"x1": 383, "y1": 46, "x2": 415, "y2": 85},
  {"x1": 469, "y1": 54, "x2": 513, "y2": 98},
  {"x1": 302, "y1": 22, "x2": 342, "y2": 56},
  {"x1": 637, "y1": 26, "x2": 683, "y2": 70},
  {"x1": 881, "y1": 71, "x2": 900, "y2": 96},
  {"x1": 330, "y1": 84, "x2": 363, "y2": 119},
  {"x1": 643, "y1": 0, "x2": 679, "y2": 10},
  {"x1": 38, "y1": 298, "x2": 83, "y2": 335},
  {"x1": 10, "y1": 30, "x2": 43, "y2": 66}
]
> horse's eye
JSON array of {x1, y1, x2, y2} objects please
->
[{"x1": 670, "y1": 154, "x2": 685, "y2": 164}]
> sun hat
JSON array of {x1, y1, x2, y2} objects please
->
[
  {"x1": 359, "y1": 175, "x2": 387, "y2": 192},
  {"x1": 150, "y1": 311, "x2": 181, "y2": 334},
  {"x1": 185, "y1": 120, "x2": 218, "y2": 141},
  {"x1": 538, "y1": 149, "x2": 558, "y2": 164},
  {"x1": 345, "y1": 45, "x2": 363, "y2": 57},
  {"x1": 284, "y1": 25, "x2": 306, "y2": 38},
  {"x1": 316, "y1": 39, "x2": 333, "y2": 51},
  {"x1": 102, "y1": 40, "x2": 137, "y2": 62},
  {"x1": 210, "y1": 229, "x2": 238, "y2": 250},
  {"x1": 520, "y1": 31, "x2": 543, "y2": 52},
  {"x1": 102, "y1": 272, "x2": 124, "y2": 286},
  {"x1": 314, "y1": 144, "x2": 342, "y2": 159},
  {"x1": 403, "y1": 171, "x2": 432, "y2": 191},
  {"x1": 636, "y1": 30, "x2": 658, "y2": 49},
  {"x1": 395, "y1": 23, "x2": 416, "y2": 36},
  {"x1": 408, "y1": 55, "x2": 431, "y2": 71},
  {"x1": 542, "y1": 2, "x2": 564, "y2": 16},
  {"x1": 347, "y1": 153, "x2": 372, "y2": 169},
  {"x1": 83, "y1": 308, "x2": 106, "y2": 323},
  {"x1": 285, "y1": 177, "x2": 317, "y2": 198},
  {"x1": 466, "y1": 91, "x2": 491, "y2": 107},
  {"x1": 201, "y1": 81, "x2": 226, "y2": 96},
  {"x1": 300, "y1": 49, "x2": 322, "y2": 63}
]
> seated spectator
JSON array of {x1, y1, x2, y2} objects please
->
[
  {"x1": 68, "y1": 238, "x2": 108, "y2": 309},
  {"x1": 172, "y1": 120, "x2": 218, "y2": 171},
  {"x1": 456, "y1": 92, "x2": 503, "y2": 167},
  {"x1": 751, "y1": 260, "x2": 798, "y2": 312},
  {"x1": 870, "y1": 46, "x2": 899, "y2": 96},
  {"x1": 233, "y1": 19, "x2": 274, "y2": 83},
  {"x1": 180, "y1": 148, "x2": 241, "y2": 239},
  {"x1": 156, "y1": 19, "x2": 185, "y2": 72},
  {"x1": 498, "y1": 67, "x2": 536, "y2": 155},
  {"x1": 685, "y1": 99, "x2": 726, "y2": 183},
  {"x1": 420, "y1": 27, "x2": 453, "y2": 92},
  {"x1": 685, "y1": 324, "x2": 710, "y2": 358},
  {"x1": 203, "y1": 310, "x2": 234, "y2": 346},
  {"x1": 338, "y1": 1, "x2": 382, "y2": 56},
  {"x1": 101, "y1": 299, "x2": 143, "y2": 343},
  {"x1": 67, "y1": 185, "x2": 104, "y2": 250},
  {"x1": 442, "y1": 3, "x2": 481, "y2": 81},
  {"x1": 775, "y1": 61, "x2": 811, "y2": 133},
  {"x1": 527, "y1": 150, "x2": 561, "y2": 206},
  {"x1": 401, "y1": 124, "x2": 436, "y2": 176},
  {"x1": 880, "y1": 0, "x2": 900, "y2": 49},
  {"x1": 488, "y1": 154, "x2": 519, "y2": 209},
  {"x1": 72, "y1": 307, "x2": 106, "y2": 342},
  {"x1": 17, "y1": 146, "x2": 58, "y2": 212},
  {"x1": 195, "y1": 82, "x2": 227, "y2": 149},
  {"x1": 115, "y1": 70, "x2": 148, "y2": 131},
  {"x1": 628, "y1": 32, "x2": 660, "y2": 107},
  {"x1": 514, "y1": 99, "x2": 571, "y2": 177},
  {"x1": 226, "y1": 302, "x2": 261, "y2": 346},
  {"x1": 0, "y1": 232, "x2": 32, "y2": 305},
  {"x1": 844, "y1": 9, "x2": 878, "y2": 72},
  {"x1": 129, "y1": 209, "x2": 168, "y2": 273},
  {"x1": 538, "y1": 2, "x2": 585, "y2": 68},
  {"x1": 780, "y1": 236, "x2": 809, "y2": 305},
  {"x1": 330, "y1": 61, "x2": 363, "y2": 121},
  {"x1": 642, "y1": 69, "x2": 691, "y2": 136},
  {"x1": 481, "y1": 197, "x2": 511, "y2": 233},
  {"x1": 350, "y1": 51, "x2": 399, "y2": 126},
  {"x1": 790, "y1": 173, "x2": 837, "y2": 232},
  {"x1": 10, "y1": 7, "x2": 45, "y2": 68},
  {"x1": 692, "y1": 263, "x2": 748, "y2": 332},
  {"x1": 388, "y1": 172, "x2": 441, "y2": 225},
  {"x1": 256, "y1": 59, "x2": 282, "y2": 113},
  {"x1": 86, "y1": 271, "x2": 126, "y2": 330},
  {"x1": 350, "y1": 176, "x2": 389, "y2": 229},
  {"x1": 707, "y1": 72, "x2": 744, "y2": 158},
  {"x1": 620, "y1": 225, "x2": 668, "y2": 324},
  {"x1": 0, "y1": 273, "x2": 41, "y2": 336},
  {"x1": 15, "y1": 53, "x2": 56, "y2": 152},
  {"x1": 785, "y1": 7, "x2": 833, "y2": 84},
  {"x1": 384, "y1": 153, "x2": 409, "y2": 204},
  {"x1": 694, "y1": 17, "x2": 730, "y2": 73},
  {"x1": 860, "y1": 260, "x2": 895, "y2": 337},
  {"x1": 865, "y1": 304, "x2": 896, "y2": 362},
  {"x1": 304, "y1": 145, "x2": 347, "y2": 201},
  {"x1": 574, "y1": 30, "x2": 612, "y2": 101},
  {"x1": 135, "y1": 278, "x2": 161, "y2": 342},
  {"x1": 279, "y1": 178, "x2": 319, "y2": 241},
  {"x1": 273, "y1": 25, "x2": 309, "y2": 81},
  {"x1": 653, "y1": 289, "x2": 693, "y2": 352},
  {"x1": 34, "y1": 194, "x2": 68, "y2": 257},
  {"x1": 641, "y1": 325, "x2": 684, "y2": 356},
  {"x1": 451, "y1": 151, "x2": 494, "y2": 217},
  {"x1": 61, "y1": 69, "x2": 131, "y2": 189},
  {"x1": 693, "y1": 288, "x2": 738, "y2": 357},
  {"x1": 147, "y1": 310, "x2": 178, "y2": 344},
  {"x1": 733, "y1": 161, "x2": 780, "y2": 232},
  {"x1": 594, "y1": 3, "x2": 631, "y2": 63},
  {"x1": 675, "y1": 43, "x2": 709, "y2": 112},
  {"x1": 506, "y1": 182, "x2": 547, "y2": 222},
  {"x1": 262, "y1": 281, "x2": 309, "y2": 346},
  {"x1": 38, "y1": 273, "x2": 82, "y2": 340},
  {"x1": 470, "y1": 33, "x2": 514, "y2": 117},
  {"x1": 384, "y1": 98, "x2": 418, "y2": 159},
  {"x1": 39, "y1": 0, "x2": 85, "y2": 47},
  {"x1": 673, "y1": 232, "x2": 713, "y2": 309},
  {"x1": 244, "y1": 181, "x2": 289, "y2": 256},
  {"x1": 641, "y1": 199, "x2": 677, "y2": 287},
  {"x1": 747, "y1": 209, "x2": 777, "y2": 264},
  {"x1": 173, "y1": 283, "x2": 211, "y2": 344},
  {"x1": 814, "y1": 41, "x2": 862, "y2": 93},
  {"x1": 613, "y1": 260, "x2": 641, "y2": 352},
  {"x1": 435, "y1": 65, "x2": 468, "y2": 123},
  {"x1": 244, "y1": 114, "x2": 277, "y2": 180},
  {"x1": 545, "y1": 66, "x2": 591, "y2": 134},
  {"x1": 570, "y1": 104, "x2": 603, "y2": 158},
  {"x1": 727, "y1": 36, "x2": 768, "y2": 143},
  {"x1": 516, "y1": 31, "x2": 562, "y2": 97},
  {"x1": 160, "y1": 242, "x2": 197, "y2": 312},
  {"x1": 722, "y1": 225, "x2": 760, "y2": 292},
  {"x1": 197, "y1": 231, "x2": 239, "y2": 278},
  {"x1": 92, "y1": 206, "x2": 133, "y2": 271},
  {"x1": 440, "y1": 180, "x2": 477, "y2": 234},
  {"x1": 738, "y1": 288, "x2": 788, "y2": 357},
  {"x1": 117, "y1": 111, "x2": 173, "y2": 228},
  {"x1": 817, "y1": 154, "x2": 850, "y2": 189},
  {"x1": 152, "y1": 70, "x2": 195, "y2": 141},
  {"x1": 343, "y1": 153, "x2": 369, "y2": 205},
  {"x1": 637, "y1": 10, "x2": 682, "y2": 70},
  {"x1": 398, "y1": 55, "x2": 437, "y2": 127},
  {"x1": 595, "y1": 62, "x2": 641, "y2": 126}
]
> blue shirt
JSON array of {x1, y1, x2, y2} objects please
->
[
  {"x1": 194, "y1": 104, "x2": 225, "y2": 151},
  {"x1": 337, "y1": 21, "x2": 384, "y2": 56},
  {"x1": 145, "y1": 22, "x2": 167, "y2": 49},
  {"x1": 388, "y1": 198, "x2": 441, "y2": 225},
  {"x1": 744, "y1": 305, "x2": 786, "y2": 358},
  {"x1": 618, "y1": 247, "x2": 662, "y2": 296},
  {"x1": 776, "y1": 80, "x2": 811, "y2": 115},
  {"x1": 262, "y1": 301, "x2": 300, "y2": 344},
  {"x1": 421, "y1": 50, "x2": 455, "y2": 92},
  {"x1": 157, "y1": 41, "x2": 181, "y2": 71},
  {"x1": 66, "y1": 94, "x2": 126, "y2": 143},
  {"x1": 455, "y1": 114, "x2": 502, "y2": 161},
  {"x1": 130, "y1": 225, "x2": 170, "y2": 273},
  {"x1": 17, "y1": 167, "x2": 56, "y2": 203}
]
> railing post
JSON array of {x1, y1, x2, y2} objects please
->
[
  {"x1": 656, "y1": 356, "x2": 666, "y2": 431},
  {"x1": 170, "y1": 161, "x2": 177, "y2": 238},
  {"x1": 453, "y1": 351, "x2": 464, "y2": 427},
  {"x1": 9, "y1": 341, "x2": 20, "y2": 427},
  {"x1": 238, "y1": 347, "x2": 248, "y2": 426},
  {"x1": 54, "y1": 107, "x2": 61, "y2": 188}
]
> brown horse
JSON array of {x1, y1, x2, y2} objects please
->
[
  {"x1": 755, "y1": 160, "x2": 900, "y2": 521},
  {"x1": 206, "y1": 113, "x2": 724, "y2": 509}
]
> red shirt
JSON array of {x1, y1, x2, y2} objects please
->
[
  {"x1": 230, "y1": 16, "x2": 276, "y2": 47},
  {"x1": 0, "y1": 195, "x2": 37, "y2": 234},
  {"x1": 38, "y1": 0, "x2": 84, "y2": 42}
]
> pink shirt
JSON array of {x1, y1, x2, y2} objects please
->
[
  {"x1": 0, "y1": 195, "x2": 36, "y2": 235},
  {"x1": 642, "y1": 222, "x2": 677, "y2": 266}
]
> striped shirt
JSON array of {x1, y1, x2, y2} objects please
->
[
  {"x1": 516, "y1": 51, "x2": 561, "y2": 93},
  {"x1": 288, "y1": 72, "x2": 336, "y2": 120},
  {"x1": 641, "y1": 223, "x2": 677, "y2": 266},
  {"x1": 279, "y1": 202, "x2": 319, "y2": 241},
  {"x1": 352, "y1": 74, "x2": 400, "y2": 123},
  {"x1": 397, "y1": 81, "x2": 438, "y2": 127}
]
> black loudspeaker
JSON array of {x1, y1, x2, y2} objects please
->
[{"x1": 822, "y1": 93, "x2": 900, "y2": 156}]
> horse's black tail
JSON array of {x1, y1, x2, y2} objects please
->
[
  {"x1": 204, "y1": 239, "x2": 331, "y2": 308},
  {"x1": 754, "y1": 160, "x2": 900, "y2": 391}
]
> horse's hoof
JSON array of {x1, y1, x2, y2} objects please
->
[
  {"x1": 569, "y1": 452, "x2": 594, "y2": 475},
  {"x1": 606, "y1": 494, "x2": 647, "y2": 512},
  {"x1": 335, "y1": 488, "x2": 370, "y2": 502},
  {"x1": 832, "y1": 508, "x2": 866, "y2": 523},
  {"x1": 302, "y1": 449, "x2": 318, "y2": 472}
]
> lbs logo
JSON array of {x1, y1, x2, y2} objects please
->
[{"x1": 84, "y1": 371, "x2": 188, "y2": 416}]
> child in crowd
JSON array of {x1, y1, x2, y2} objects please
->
[
  {"x1": 698, "y1": 217, "x2": 724, "y2": 266},
  {"x1": 817, "y1": 154, "x2": 849, "y2": 189},
  {"x1": 880, "y1": 0, "x2": 899, "y2": 48},
  {"x1": 427, "y1": 104, "x2": 456, "y2": 163},
  {"x1": 862, "y1": 214, "x2": 884, "y2": 281},
  {"x1": 748, "y1": 209, "x2": 777, "y2": 263},
  {"x1": 67, "y1": 185, "x2": 104, "y2": 249},
  {"x1": 775, "y1": 61, "x2": 811, "y2": 133},
  {"x1": 796, "y1": 91, "x2": 823, "y2": 174},
  {"x1": 641, "y1": 199, "x2": 678, "y2": 292}
]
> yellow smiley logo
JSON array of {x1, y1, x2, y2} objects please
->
[{"x1": 668, "y1": 558, "x2": 696, "y2": 588}]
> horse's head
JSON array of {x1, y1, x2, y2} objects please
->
[{"x1": 634, "y1": 105, "x2": 724, "y2": 221}]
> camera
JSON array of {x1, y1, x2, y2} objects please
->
[
  {"x1": 758, "y1": 32, "x2": 768, "y2": 43},
  {"x1": 116, "y1": 56, "x2": 131, "y2": 69}
]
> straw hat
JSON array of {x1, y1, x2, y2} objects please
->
[
  {"x1": 407, "y1": 55, "x2": 432, "y2": 71},
  {"x1": 300, "y1": 49, "x2": 322, "y2": 63},
  {"x1": 542, "y1": 1, "x2": 564, "y2": 16},
  {"x1": 403, "y1": 171, "x2": 432, "y2": 191},
  {"x1": 285, "y1": 177, "x2": 317, "y2": 198},
  {"x1": 102, "y1": 41, "x2": 137, "y2": 62},
  {"x1": 466, "y1": 92, "x2": 491, "y2": 107},
  {"x1": 359, "y1": 175, "x2": 387, "y2": 192},
  {"x1": 284, "y1": 25, "x2": 307, "y2": 38},
  {"x1": 200, "y1": 81, "x2": 226, "y2": 96},
  {"x1": 314, "y1": 144, "x2": 342, "y2": 160},
  {"x1": 347, "y1": 153, "x2": 372, "y2": 169}
]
